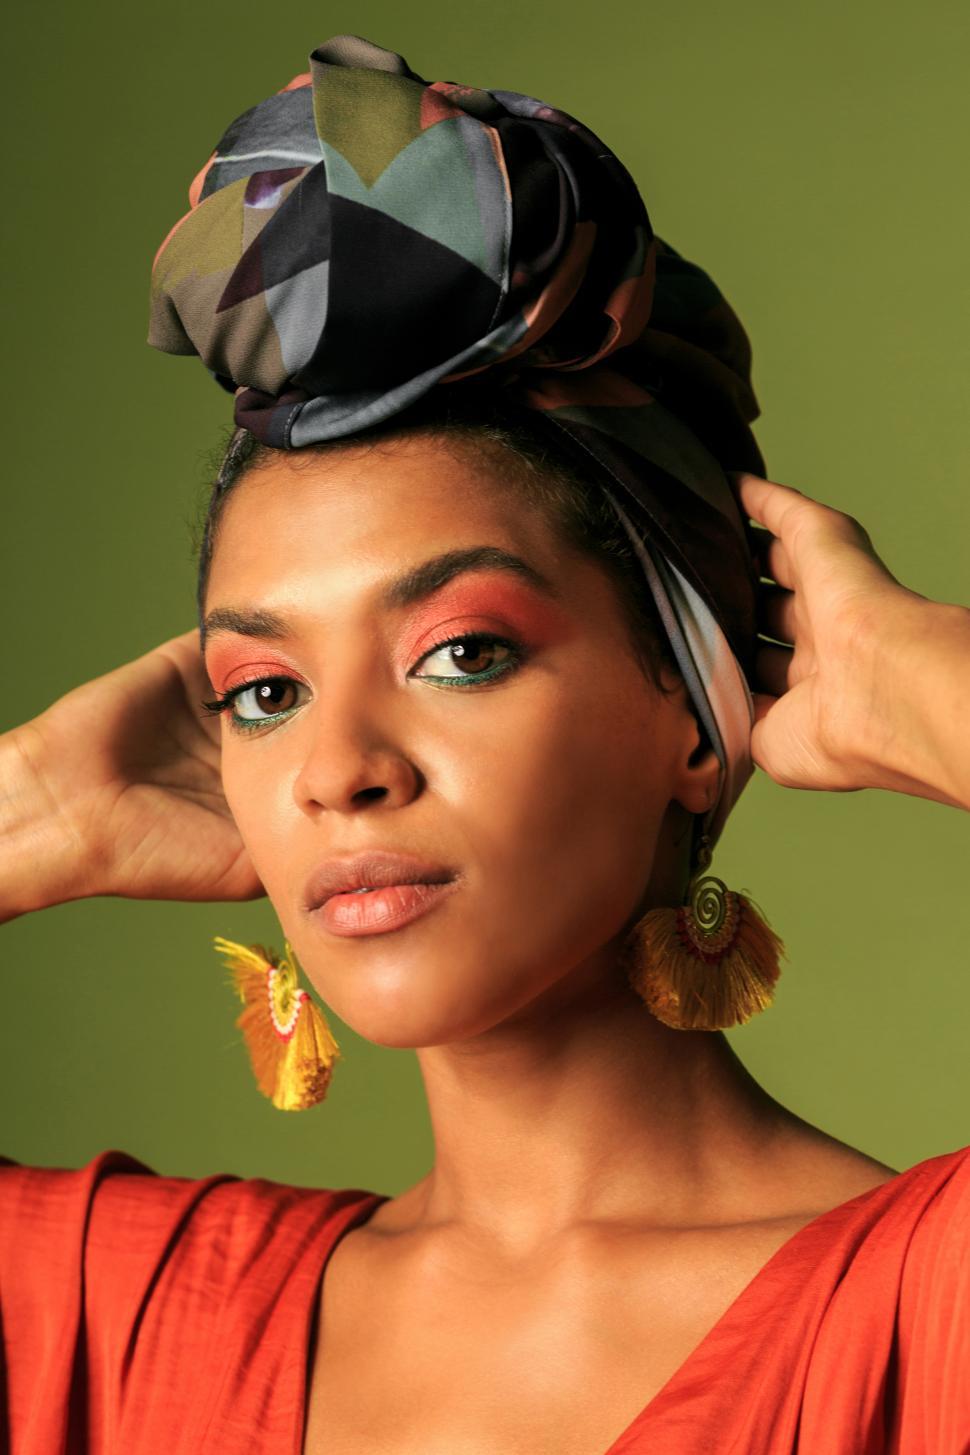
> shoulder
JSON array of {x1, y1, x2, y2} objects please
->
[
  {"x1": 820, "y1": 1144, "x2": 970, "y2": 1380},
  {"x1": 803, "y1": 1140, "x2": 970, "y2": 1235},
  {"x1": 0, "y1": 1146, "x2": 378, "y2": 1251},
  {"x1": 883, "y1": 1145, "x2": 970, "y2": 1450},
  {"x1": 878, "y1": 1142, "x2": 970, "y2": 1240},
  {"x1": 0, "y1": 1152, "x2": 382, "y2": 1449},
  {"x1": 721, "y1": 1145, "x2": 970, "y2": 1449},
  {"x1": 822, "y1": 1141, "x2": 970, "y2": 1268},
  {"x1": 895, "y1": 1142, "x2": 970, "y2": 1300},
  {"x1": 86, "y1": 1154, "x2": 379, "y2": 1299},
  {"x1": 0, "y1": 1148, "x2": 379, "y2": 1308},
  {"x1": 754, "y1": 1142, "x2": 970, "y2": 1334}
]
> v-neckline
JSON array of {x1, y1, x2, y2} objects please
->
[
  {"x1": 594, "y1": 1169, "x2": 905, "y2": 1452},
  {"x1": 297, "y1": 1166, "x2": 909, "y2": 1455}
]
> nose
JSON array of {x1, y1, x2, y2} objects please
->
[{"x1": 291, "y1": 689, "x2": 423, "y2": 816}]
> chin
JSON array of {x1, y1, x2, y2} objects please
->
[{"x1": 326, "y1": 993, "x2": 515, "y2": 1052}]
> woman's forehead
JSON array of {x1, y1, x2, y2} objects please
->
[{"x1": 209, "y1": 434, "x2": 565, "y2": 585}]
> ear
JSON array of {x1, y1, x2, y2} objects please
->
[{"x1": 671, "y1": 709, "x2": 721, "y2": 817}]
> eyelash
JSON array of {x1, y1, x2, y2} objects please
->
[{"x1": 201, "y1": 631, "x2": 526, "y2": 733}]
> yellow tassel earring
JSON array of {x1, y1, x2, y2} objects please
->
[
  {"x1": 213, "y1": 937, "x2": 341, "y2": 1110},
  {"x1": 624, "y1": 831, "x2": 786, "y2": 1030}
]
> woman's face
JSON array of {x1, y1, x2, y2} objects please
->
[{"x1": 203, "y1": 434, "x2": 718, "y2": 1048}]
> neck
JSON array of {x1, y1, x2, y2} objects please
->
[{"x1": 408, "y1": 946, "x2": 794, "y2": 1253}]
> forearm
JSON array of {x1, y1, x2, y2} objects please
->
[
  {"x1": 0, "y1": 725, "x2": 97, "y2": 923},
  {"x1": 864, "y1": 600, "x2": 970, "y2": 811}
]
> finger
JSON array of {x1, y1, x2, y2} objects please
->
[
  {"x1": 749, "y1": 526, "x2": 795, "y2": 590},
  {"x1": 155, "y1": 629, "x2": 205, "y2": 681},
  {"x1": 730, "y1": 471, "x2": 819, "y2": 538},
  {"x1": 757, "y1": 584, "x2": 797, "y2": 645},
  {"x1": 753, "y1": 640, "x2": 795, "y2": 698},
  {"x1": 734, "y1": 473, "x2": 895, "y2": 589}
]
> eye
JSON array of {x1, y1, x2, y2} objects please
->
[
  {"x1": 203, "y1": 675, "x2": 306, "y2": 729},
  {"x1": 410, "y1": 632, "x2": 522, "y2": 686},
  {"x1": 232, "y1": 678, "x2": 302, "y2": 720}
]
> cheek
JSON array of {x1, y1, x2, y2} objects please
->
[
  {"x1": 430, "y1": 667, "x2": 670, "y2": 953},
  {"x1": 219, "y1": 740, "x2": 297, "y2": 891},
  {"x1": 346, "y1": 675, "x2": 669, "y2": 1046}
]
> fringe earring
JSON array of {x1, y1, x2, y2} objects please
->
[
  {"x1": 624, "y1": 834, "x2": 786, "y2": 1031},
  {"x1": 213, "y1": 937, "x2": 341, "y2": 1110}
]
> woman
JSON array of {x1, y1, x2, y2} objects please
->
[{"x1": 2, "y1": 33, "x2": 968, "y2": 1455}]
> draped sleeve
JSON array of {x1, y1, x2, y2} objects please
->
[{"x1": 0, "y1": 1150, "x2": 383, "y2": 1455}]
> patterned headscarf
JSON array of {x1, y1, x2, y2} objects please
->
[{"x1": 149, "y1": 34, "x2": 766, "y2": 847}]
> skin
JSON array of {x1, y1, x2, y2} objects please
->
[
  {"x1": 2, "y1": 440, "x2": 969, "y2": 1454},
  {"x1": 203, "y1": 435, "x2": 719, "y2": 1049}
]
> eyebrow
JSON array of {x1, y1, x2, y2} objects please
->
[{"x1": 201, "y1": 546, "x2": 558, "y2": 650}]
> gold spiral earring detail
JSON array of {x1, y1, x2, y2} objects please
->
[{"x1": 624, "y1": 834, "x2": 786, "y2": 1030}]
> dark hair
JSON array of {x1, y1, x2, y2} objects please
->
[{"x1": 195, "y1": 389, "x2": 682, "y2": 693}]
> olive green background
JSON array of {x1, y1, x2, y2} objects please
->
[{"x1": 2, "y1": 0, "x2": 967, "y2": 1192}]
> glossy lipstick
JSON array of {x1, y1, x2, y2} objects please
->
[{"x1": 304, "y1": 852, "x2": 459, "y2": 938}]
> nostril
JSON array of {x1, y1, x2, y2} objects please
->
[{"x1": 354, "y1": 785, "x2": 389, "y2": 803}]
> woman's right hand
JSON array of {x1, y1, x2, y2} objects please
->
[{"x1": 1, "y1": 630, "x2": 262, "y2": 921}]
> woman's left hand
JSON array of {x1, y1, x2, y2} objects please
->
[{"x1": 732, "y1": 472, "x2": 970, "y2": 811}]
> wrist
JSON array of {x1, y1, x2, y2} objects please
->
[{"x1": 0, "y1": 723, "x2": 103, "y2": 921}]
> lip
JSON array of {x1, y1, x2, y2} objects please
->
[{"x1": 304, "y1": 851, "x2": 460, "y2": 938}]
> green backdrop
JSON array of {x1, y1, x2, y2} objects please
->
[{"x1": 2, "y1": 0, "x2": 967, "y2": 1191}]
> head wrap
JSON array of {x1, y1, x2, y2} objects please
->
[{"x1": 149, "y1": 34, "x2": 766, "y2": 847}]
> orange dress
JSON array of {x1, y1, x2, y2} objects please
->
[{"x1": 1, "y1": 1144, "x2": 967, "y2": 1453}]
